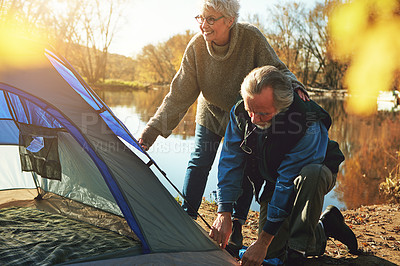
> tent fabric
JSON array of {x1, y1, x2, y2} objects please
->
[
  {"x1": 0, "y1": 67, "x2": 153, "y2": 252},
  {"x1": 0, "y1": 146, "x2": 35, "y2": 189},
  {"x1": 46, "y1": 50, "x2": 143, "y2": 153},
  {"x1": 0, "y1": 120, "x2": 19, "y2": 144},
  {"x1": 46, "y1": 132, "x2": 121, "y2": 215},
  {"x1": 69, "y1": 250, "x2": 237, "y2": 266},
  {"x1": 0, "y1": 36, "x2": 235, "y2": 264}
]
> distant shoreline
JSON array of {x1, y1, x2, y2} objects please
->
[
  {"x1": 92, "y1": 84, "x2": 348, "y2": 96},
  {"x1": 307, "y1": 87, "x2": 347, "y2": 97}
]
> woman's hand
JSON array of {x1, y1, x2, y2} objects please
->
[
  {"x1": 138, "y1": 125, "x2": 161, "y2": 151},
  {"x1": 294, "y1": 85, "x2": 310, "y2": 101},
  {"x1": 138, "y1": 138, "x2": 150, "y2": 151}
]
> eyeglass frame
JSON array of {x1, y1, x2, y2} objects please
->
[
  {"x1": 239, "y1": 124, "x2": 256, "y2": 155},
  {"x1": 195, "y1": 15, "x2": 225, "y2": 25}
]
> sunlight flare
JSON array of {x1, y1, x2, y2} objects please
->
[
  {"x1": 0, "y1": 20, "x2": 48, "y2": 71},
  {"x1": 330, "y1": 0, "x2": 400, "y2": 115}
]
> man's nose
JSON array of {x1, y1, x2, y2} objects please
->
[{"x1": 250, "y1": 113, "x2": 260, "y2": 124}]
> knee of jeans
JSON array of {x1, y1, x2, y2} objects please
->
[
  {"x1": 295, "y1": 164, "x2": 333, "y2": 192},
  {"x1": 294, "y1": 164, "x2": 323, "y2": 187}
]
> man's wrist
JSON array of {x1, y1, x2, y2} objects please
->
[
  {"x1": 258, "y1": 230, "x2": 274, "y2": 247},
  {"x1": 217, "y1": 211, "x2": 232, "y2": 219},
  {"x1": 217, "y1": 203, "x2": 233, "y2": 213},
  {"x1": 262, "y1": 220, "x2": 283, "y2": 236}
]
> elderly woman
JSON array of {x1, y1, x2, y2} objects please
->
[{"x1": 138, "y1": 0, "x2": 307, "y2": 254}]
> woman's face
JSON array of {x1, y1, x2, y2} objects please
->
[{"x1": 199, "y1": 8, "x2": 234, "y2": 46}]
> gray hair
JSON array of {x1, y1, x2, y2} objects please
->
[
  {"x1": 241, "y1": 66, "x2": 293, "y2": 111},
  {"x1": 201, "y1": 0, "x2": 240, "y2": 24}
]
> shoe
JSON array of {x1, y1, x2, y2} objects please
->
[
  {"x1": 225, "y1": 219, "x2": 243, "y2": 259},
  {"x1": 320, "y1": 205, "x2": 358, "y2": 254},
  {"x1": 286, "y1": 249, "x2": 306, "y2": 266}
]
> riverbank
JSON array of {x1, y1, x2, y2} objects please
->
[{"x1": 196, "y1": 201, "x2": 400, "y2": 265}]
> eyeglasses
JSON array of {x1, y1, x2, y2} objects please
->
[
  {"x1": 239, "y1": 125, "x2": 256, "y2": 155},
  {"x1": 195, "y1": 15, "x2": 225, "y2": 25}
]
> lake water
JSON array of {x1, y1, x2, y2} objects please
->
[{"x1": 99, "y1": 89, "x2": 400, "y2": 212}]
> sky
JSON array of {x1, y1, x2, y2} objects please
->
[{"x1": 110, "y1": 0, "x2": 323, "y2": 57}]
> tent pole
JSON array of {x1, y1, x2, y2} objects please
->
[
  {"x1": 31, "y1": 172, "x2": 42, "y2": 200},
  {"x1": 146, "y1": 160, "x2": 212, "y2": 230}
]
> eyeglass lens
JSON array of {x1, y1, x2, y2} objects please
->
[{"x1": 195, "y1": 15, "x2": 224, "y2": 25}]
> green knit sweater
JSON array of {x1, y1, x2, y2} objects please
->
[{"x1": 147, "y1": 22, "x2": 304, "y2": 138}]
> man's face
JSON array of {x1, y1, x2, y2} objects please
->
[{"x1": 243, "y1": 86, "x2": 278, "y2": 130}]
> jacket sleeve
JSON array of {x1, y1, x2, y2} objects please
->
[
  {"x1": 263, "y1": 121, "x2": 329, "y2": 235},
  {"x1": 217, "y1": 107, "x2": 247, "y2": 213},
  {"x1": 147, "y1": 44, "x2": 200, "y2": 138}
]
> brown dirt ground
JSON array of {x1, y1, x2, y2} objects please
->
[{"x1": 197, "y1": 201, "x2": 400, "y2": 265}]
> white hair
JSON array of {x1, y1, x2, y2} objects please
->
[
  {"x1": 201, "y1": 0, "x2": 240, "y2": 24},
  {"x1": 241, "y1": 66, "x2": 293, "y2": 111}
]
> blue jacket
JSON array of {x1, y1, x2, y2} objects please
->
[{"x1": 217, "y1": 105, "x2": 330, "y2": 235}]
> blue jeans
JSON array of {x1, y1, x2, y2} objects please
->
[{"x1": 182, "y1": 124, "x2": 253, "y2": 222}]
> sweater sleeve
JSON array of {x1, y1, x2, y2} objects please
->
[{"x1": 147, "y1": 43, "x2": 200, "y2": 137}]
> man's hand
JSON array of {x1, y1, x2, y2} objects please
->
[
  {"x1": 240, "y1": 231, "x2": 274, "y2": 266},
  {"x1": 209, "y1": 212, "x2": 232, "y2": 249}
]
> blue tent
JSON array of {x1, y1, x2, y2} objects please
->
[{"x1": 0, "y1": 36, "x2": 236, "y2": 265}]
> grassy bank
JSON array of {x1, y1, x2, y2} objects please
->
[{"x1": 90, "y1": 79, "x2": 153, "y2": 91}]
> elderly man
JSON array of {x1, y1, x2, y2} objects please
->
[
  {"x1": 139, "y1": 0, "x2": 308, "y2": 252},
  {"x1": 209, "y1": 66, "x2": 357, "y2": 265}
]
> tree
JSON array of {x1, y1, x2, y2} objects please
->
[
  {"x1": 268, "y1": 3, "x2": 305, "y2": 73},
  {"x1": 106, "y1": 53, "x2": 136, "y2": 81},
  {"x1": 65, "y1": 0, "x2": 127, "y2": 84},
  {"x1": 135, "y1": 44, "x2": 171, "y2": 83},
  {"x1": 263, "y1": 2, "x2": 321, "y2": 87},
  {"x1": 295, "y1": 0, "x2": 346, "y2": 89},
  {"x1": 0, "y1": 0, "x2": 49, "y2": 32},
  {"x1": 1, "y1": 0, "x2": 127, "y2": 84},
  {"x1": 245, "y1": 14, "x2": 267, "y2": 35},
  {"x1": 135, "y1": 31, "x2": 194, "y2": 84}
]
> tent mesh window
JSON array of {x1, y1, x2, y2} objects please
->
[{"x1": 19, "y1": 124, "x2": 62, "y2": 180}]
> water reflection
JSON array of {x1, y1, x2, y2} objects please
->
[
  {"x1": 99, "y1": 87, "x2": 196, "y2": 137},
  {"x1": 316, "y1": 96, "x2": 400, "y2": 209},
  {"x1": 99, "y1": 89, "x2": 400, "y2": 210}
]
